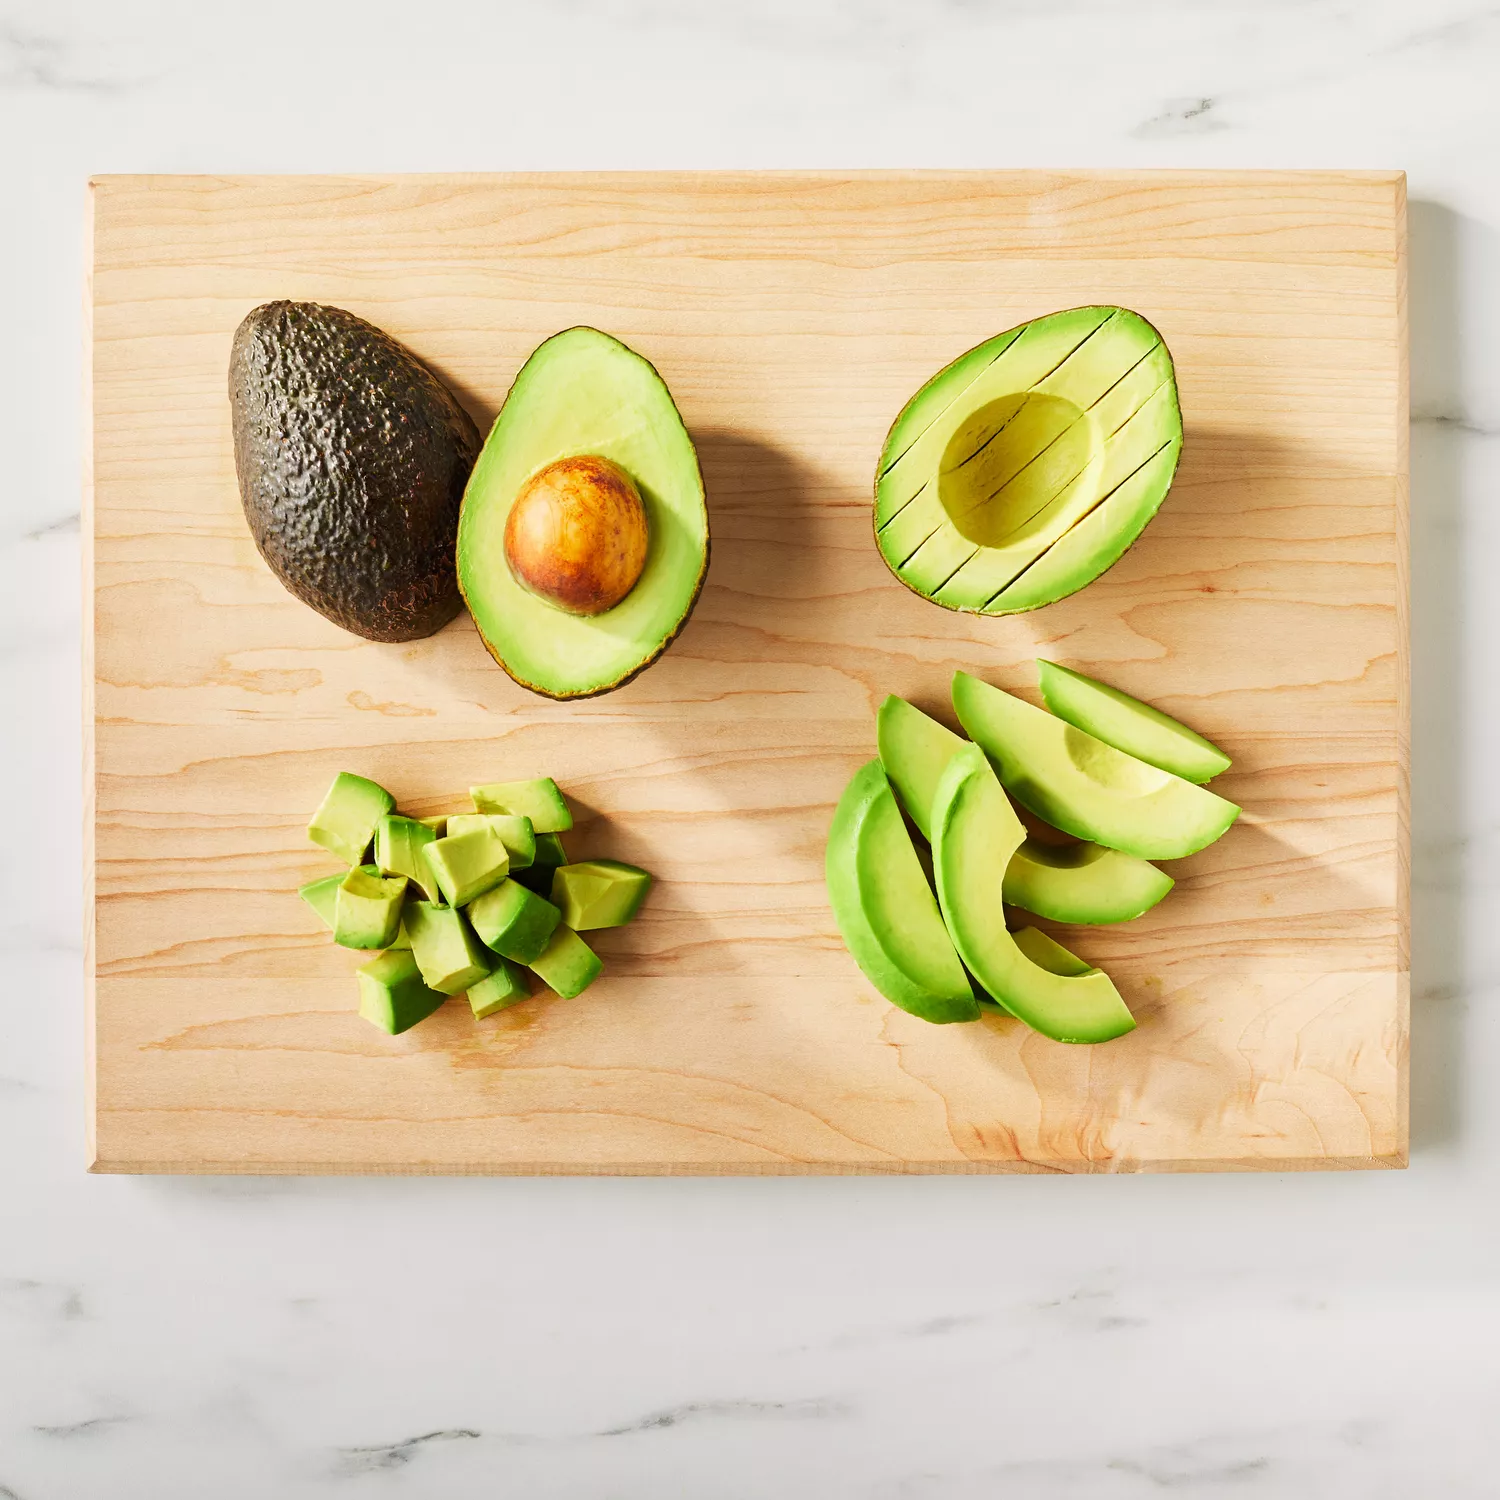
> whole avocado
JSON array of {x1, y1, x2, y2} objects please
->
[{"x1": 230, "y1": 301, "x2": 481, "y2": 642}]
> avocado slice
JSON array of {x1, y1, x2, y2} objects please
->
[
  {"x1": 1003, "y1": 838, "x2": 1173, "y2": 924},
  {"x1": 422, "y1": 826, "x2": 510, "y2": 907},
  {"x1": 953, "y1": 672, "x2": 1239, "y2": 861},
  {"x1": 445, "y1": 813, "x2": 536, "y2": 868},
  {"x1": 456, "y1": 328, "x2": 709, "y2": 698},
  {"x1": 403, "y1": 902, "x2": 493, "y2": 995},
  {"x1": 875, "y1": 307, "x2": 1182, "y2": 614},
  {"x1": 307, "y1": 772, "x2": 395, "y2": 866},
  {"x1": 467, "y1": 878, "x2": 562, "y2": 964},
  {"x1": 374, "y1": 815, "x2": 443, "y2": 902},
  {"x1": 1037, "y1": 660, "x2": 1231, "y2": 784},
  {"x1": 515, "y1": 831, "x2": 569, "y2": 895},
  {"x1": 1012, "y1": 925, "x2": 1095, "y2": 978},
  {"x1": 356, "y1": 950, "x2": 448, "y2": 1035},
  {"x1": 550, "y1": 861, "x2": 652, "y2": 930},
  {"x1": 932, "y1": 745, "x2": 1135, "y2": 1044},
  {"x1": 875, "y1": 695, "x2": 966, "y2": 841},
  {"x1": 529, "y1": 925, "x2": 603, "y2": 999},
  {"x1": 470, "y1": 777, "x2": 572, "y2": 833},
  {"x1": 333, "y1": 867, "x2": 409, "y2": 950},
  {"x1": 229, "y1": 302, "x2": 480, "y2": 642},
  {"x1": 825, "y1": 761, "x2": 979, "y2": 1025},
  {"x1": 467, "y1": 958, "x2": 531, "y2": 1019}
]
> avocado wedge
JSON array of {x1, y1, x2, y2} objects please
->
[
  {"x1": 1003, "y1": 838, "x2": 1173, "y2": 924},
  {"x1": 932, "y1": 745, "x2": 1135, "y2": 1044},
  {"x1": 825, "y1": 761, "x2": 979, "y2": 1025},
  {"x1": 457, "y1": 328, "x2": 709, "y2": 699},
  {"x1": 875, "y1": 307, "x2": 1181, "y2": 613},
  {"x1": 230, "y1": 302, "x2": 480, "y2": 641},
  {"x1": 953, "y1": 672, "x2": 1239, "y2": 861},
  {"x1": 1037, "y1": 660, "x2": 1231, "y2": 783},
  {"x1": 875, "y1": 695, "x2": 966, "y2": 841}
]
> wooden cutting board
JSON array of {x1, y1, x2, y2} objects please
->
[{"x1": 86, "y1": 171, "x2": 1408, "y2": 1174}]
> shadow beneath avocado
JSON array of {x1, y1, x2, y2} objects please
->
[
  {"x1": 687, "y1": 428, "x2": 842, "y2": 643},
  {"x1": 1406, "y1": 200, "x2": 1483, "y2": 1154},
  {"x1": 418, "y1": 353, "x2": 501, "y2": 440}
]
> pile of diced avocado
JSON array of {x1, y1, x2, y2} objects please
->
[
  {"x1": 299, "y1": 774, "x2": 652, "y2": 1035},
  {"x1": 827, "y1": 661, "x2": 1239, "y2": 1045}
]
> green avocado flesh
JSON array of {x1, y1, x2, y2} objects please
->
[
  {"x1": 356, "y1": 950, "x2": 448, "y2": 1035},
  {"x1": 446, "y1": 813, "x2": 536, "y2": 868},
  {"x1": 529, "y1": 925, "x2": 603, "y2": 998},
  {"x1": 1003, "y1": 838, "x2": 1173, "y2": 924},
  {"x1": 307, "y1": 772, "x2": 395, "y2": 866},
  {"x1": 299, "y1": 873, "x2": 344, "y2": 930},
  {"x1": 1037, "y1": 660, "x2": 1231, "y2": 783},
  {"x1": 468, "y1": 958, "x2": 531, "y2": 1018},
  {"x1": 1012, "y1": 925, "x2": 1095, "y2": 978},
  {"x1": 422, "y1": 826, "x2": 509, "y2": 907},
  {"x1": 953, "y1": 672, "x2": 1239, "y2": 861},
  {"x1": 230, "y1": 302, "x2": 480, "y2": 642},
  {"x1": 515, "y1": 831, "x2": 568, "y2": 894},
  {"x1": 875, "y1": 307, "x2": 1182, "y2": 613},
  {"x1": 457, "y1": 328, "x2": 710, "y2": 699},
  {"x1": 375, "y1": 815, "x2": 442, "y2": 902},
  {"x1": 932, "y1": 745, "x2": 1135, "y2": 1044},
  {"x1": 875, "y1": 693, "x2": 1173, "y2": 925},
  {"x1": 404, "y1": 902, "x2": 493, "y2": 995},
  {"x1": 467, "y1": 878, "x2": 562, "y2": 964},
  {"x1": 550, "y1": 861, "x2": 652, "y2": 930},
  {"x1": 471, "y1": 778, "x2": 572, "y2": 833},
  {"x1": 334, "y1": 867, "x2": 409, "y2": 950},
  {"x1": 825, "y1": 761, "x2": 979, "y2": 1025},
  {"x1": 876, "y1": 695, "x2": 966, "y2": 841}
]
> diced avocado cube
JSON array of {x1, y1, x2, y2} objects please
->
[
  {"x1": 418, "y1": 815, "x2": 448, "y2": 836},
  {"x1": 467, "y1": 878, "x2": 562, "y2": 964},
  {"x1": 333, "y1": 867, "x2": 409, "y2": 949},
  {"x1": 528, "y1": 924, "x2": 602, "y2": 998},
  {"x1": 421, "y1": 826, "x2": 509, "y2": 907},
  {"x1": 514, "y1": 831, "x2": 567, "y2": 894},
  {"x1": 307, "y1": 772, "x2": 395, "y2": 865},
  {"x1": 356, "y1": 949, "x2": 447, "y2": 1035},
  {"x1": 470, "y1": 777, "x2": 572, "y2": 833},
  {"x1": 375, "y1": 814, "x2": 443, "y2": 902},
  {"x1": 298, "y1": 872, "x2": 344, "y2": 931},
  {"x1": 467, "y1": 958, "x2": 530, "y2": 1019},
  {"x1": 550, "y1": 860, "x2": 652, "y2": 930},
  {"x1": 445, "y1": 813, "x2": 536, "y2": 868},
  {"x1": 403, "y1": 901, "x2": 494, "y2": 994}
]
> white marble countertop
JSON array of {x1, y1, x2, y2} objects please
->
[{"x1": 4, "y1": 1, "x2": 1498, "y2": 1495}]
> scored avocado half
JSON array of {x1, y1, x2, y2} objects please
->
[
  {"x1": 875, "y1": 306, "x2": 1183, "y2": 613},
  {"x1": 457, "y1": 328, "x2": 710, "y2": 699}
]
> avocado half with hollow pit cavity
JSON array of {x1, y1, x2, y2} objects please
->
[
  {"x1": 875, "y1": 306, "x2": 1182, "y2": 613},
  {"x1": 457, "y1": 328, "x2": 709, "y2": 699}
]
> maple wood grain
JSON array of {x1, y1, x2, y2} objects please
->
[{"x1": 87, "y1": 171, "x2": 1408, "y2": 1173}]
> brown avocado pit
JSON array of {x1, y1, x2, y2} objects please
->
[{"x1": 503, "y1": 455, "x2": 649, "y2": 616}]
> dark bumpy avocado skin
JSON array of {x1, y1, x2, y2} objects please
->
[{"x1": 230, "y1": 302, "x2": 481, "y2": 642}]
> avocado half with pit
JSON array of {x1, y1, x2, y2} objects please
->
[
  {"x1": 875, "y1": 306, "x2": 1182, "y2": 613},
  {"x1": 457, "y1": 328, "x2": 709, "y2": 698}
]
